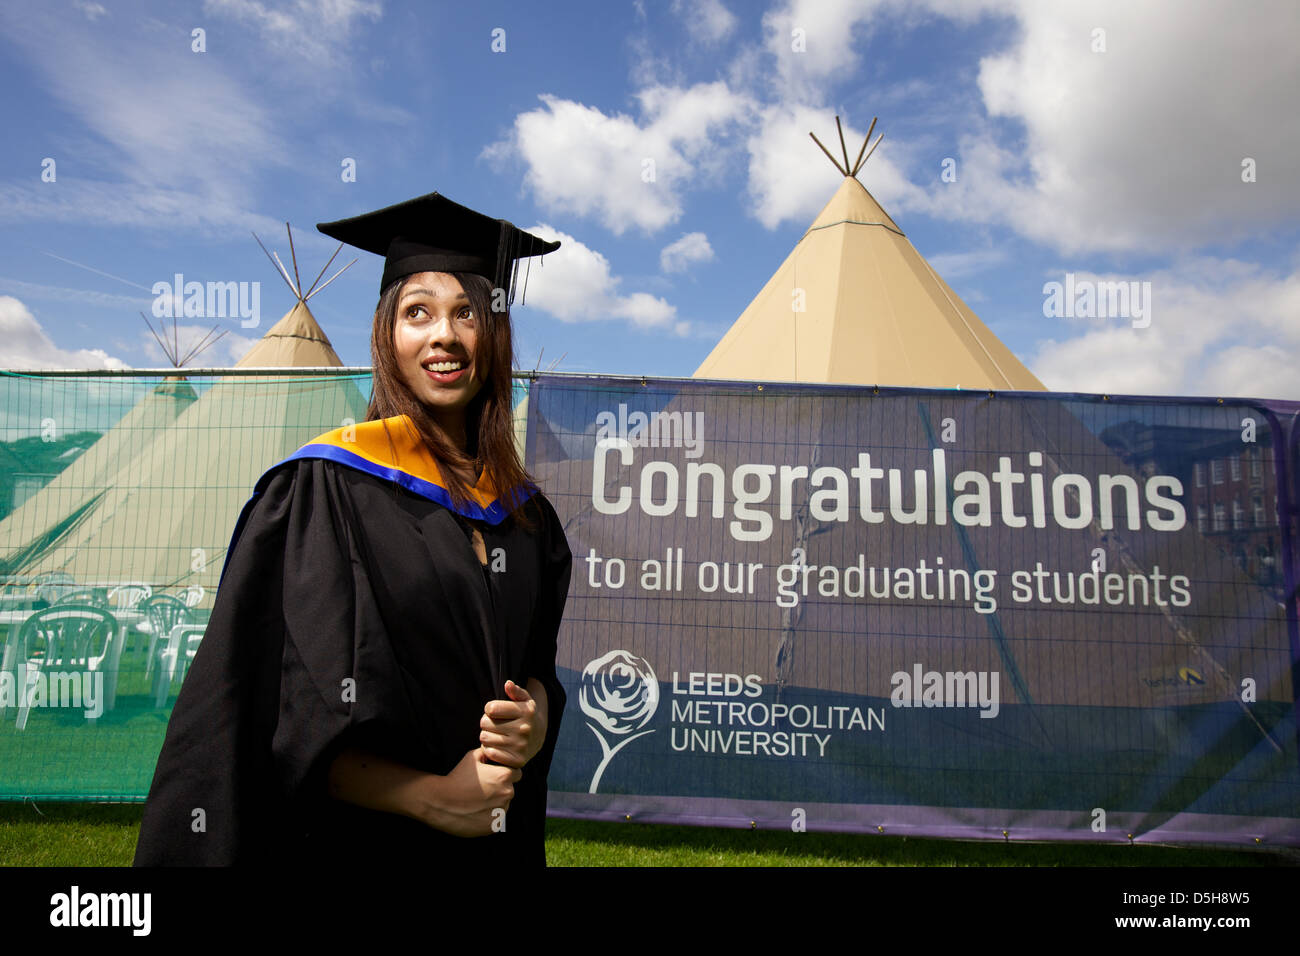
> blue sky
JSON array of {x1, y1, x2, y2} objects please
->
[{"x1": 1, "y1": 0, "x2": 1296, "y2": 399}]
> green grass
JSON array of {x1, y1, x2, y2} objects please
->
[
  {"x1": 0, "y1": 649, "x2": 172, "y2": 800},
  {"x1": 544, "y1": 818, "x2": 1288, "y2": 867},
  {"x1": 0, "y1": 803, "x2": 145, "y2": 866},
  {"x1": 0, "y1": 803, "x2": 1291, "y2": 867}
]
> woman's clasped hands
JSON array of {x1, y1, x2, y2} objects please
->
[
  {"x1": 425, "y1": 679, "x2": 548, "y2": 838},
  {"x1": 478, "y1": 679, "x2": 547, "y2": 768}
]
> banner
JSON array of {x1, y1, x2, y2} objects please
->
[{"x1": 531, "y1": 375, "x2": 1300, "y2": 846}]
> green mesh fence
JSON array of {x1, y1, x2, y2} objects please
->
[{"x1": 0, "y1": 369, "x2": 541, "y2": 800}]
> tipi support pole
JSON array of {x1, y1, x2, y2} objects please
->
[
  {"x1": 307, "y1": 259, "x2": 358, "y2": 300},
  {"x1": 253, "y1": 232, "x2": 299, "y2": 297},
  {"x1": 851, "y1": 117, "x2": 878, "y2": 177},
  {"x1": 304, "y1": 243, "x2": 344, "y2": 300},
  {"x1": 808, "y1": 132, "x2": 847, "y2": 176},
  {"x1": 857, "y1": 132, "x2": 884, "y2": 173},
  {"x1": 834, "y1": 115, "x2": 852, "y2": 174},
  {"x1": 286, "y1": 222, "x2": 303, "y2": 299}
]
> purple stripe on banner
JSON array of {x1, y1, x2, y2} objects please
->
[{"x1": 548, "y1": 792, "x2": 1298, "y2": 847}]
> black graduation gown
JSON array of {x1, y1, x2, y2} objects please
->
[{"x1": 133, "y1": 416, "x2": 571, "y2": 866}]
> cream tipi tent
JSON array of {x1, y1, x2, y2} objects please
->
[
  {"x1": 695, "y1": 120, "x2": 1044, "y2": 391},
  {"x1": 0, "y1": 232, "x2": 369, "y2": 593},
  {"x1": 0, "y1": 307, "x2": 224, "y2": 578},
  {"x1": 0, "y1": 375, "x2": 198, "y2": 577}
]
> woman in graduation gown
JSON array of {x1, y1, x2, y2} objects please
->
[{"x1": 134, "y1": 193, "x2": 570, "y2": 867}]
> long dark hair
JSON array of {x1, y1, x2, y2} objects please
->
[{"x1": 366, "y1": 271, "x2": 534, "y2": 521}]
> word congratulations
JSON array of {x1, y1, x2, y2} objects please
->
[{"x1": 592, "y1": 446, "x2": 1185, "y2": 543}]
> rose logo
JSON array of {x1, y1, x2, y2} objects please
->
[{"x1": 580, "y1": 650, "x2": 659, "y2": 793}]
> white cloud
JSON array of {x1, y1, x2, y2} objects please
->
[
  {"x1": 660, "y1": 232, "x2": 715, "y2": 273},
  {"x1": 745, "y1": 104, "x2": 929, "y2": 229},
  {"x1": 72, "y1": 1, "x2": 107, "y2": 20},
  {"x1": 0, "y1": 297, "x2": 129, "y2": 369},
  {"x1": 973, "y1": 1, "x2": 1298, "y2": 251},
  {"x1": 746, "y1": 104, "x2": 846, "y2": 229},
  {"x1": 747, "y1": 1, "x2": 1299, "y2": 254},
  {"x1": 517, "y1": 226, "x2": 686, "y2": 334},
  {"x1": 908, "y1": 0, "x2": 1300, "y2": 254},
  {"x1": 140, "y1": 324, "x2": 256, "y2": 368},
  {"x1": 1029, "y1": 259, "x2": 1300, "y2": 399},
  {"x1": 1198, "y1": 343, "x2": 1299, "y2": 402},
  {"x1": 761, "y1": 0, "x2": 879, "y2": 102},
  {"x1": 222, "y1": 332, "x2": 262, "y2": 365},
  {"x1": 0, "y1": 181, "x2": 286, "y2": 237},
  {"x1": 202, "y1": 0, "x2": 382, "y2": 64},
  {"x1": 0, "y1": 3, "x2": 404, "y2": 238},
  {"x1": 926, "y1": 248, "x2": 1009, "y2": 279},
  {"x1": 486, "y1": 83, "x2": 755, "y2": 235},
  {"x1": 760, "y1": 0, "x2": 1017, "y2": 101},
  {"x1": 0, "y1": 7, "x2": 281, "y2": 194},
  {"x1": 671, "y1": 0, "x2": 737, "y2": 44},
  {"x1": 613, "y1": 292, "x2": 680, "y2": 329},
  {"x1": 0, "y1": 277, "x2": 150, "y2": 312}
]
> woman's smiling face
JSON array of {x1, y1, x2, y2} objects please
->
[{"x1": 394, "y1": 271, "x2": 483, "y2": 442}]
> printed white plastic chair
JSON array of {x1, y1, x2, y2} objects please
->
[
  {"x1": 33, "y1": 572, "x2": 78, "y2": 607},
  {"x1": 153, "y1": 624, "x2": 206, "y2": 707},
  {"x1": 0, "y1": 578, "x2": 39, "y2": 611},
  {"x1": 180, "y1": 586, "x2": 205, "y2": 608},
  {"x1": 5, "y1": 605, "x2": 122, "y2": 730},
  {"x1": 107, "y1": 583, "x2": 152, "y2": 610},
  {"x1": 140, "y1": 594, "x2": 193, "y2": 679},
  {"x1": 52, "y1": 587, "x2": 110, "y2": 608}
]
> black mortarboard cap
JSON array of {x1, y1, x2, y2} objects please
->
[{"x1": 316, "y1": 191, "x2": 560, "y2": 303}]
